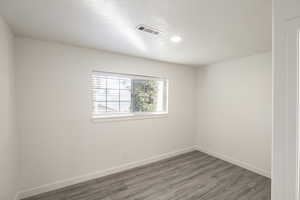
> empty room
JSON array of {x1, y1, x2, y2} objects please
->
[{"x1": 2, "y1": 0, "x2": 291, "y2": 199}]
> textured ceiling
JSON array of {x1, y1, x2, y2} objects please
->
[{"x1": 0, "y1": 0, "x2": 272, "y2": 66}]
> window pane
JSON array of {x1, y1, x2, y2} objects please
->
[
  {"x1": 93, "y1": 89, "x2": 106, "y2": 101},
  {"x1": 120, "y1": 79, "x2": 131, "y2": 89},
  {"x1": 107, "y1": 102, "x2": 119, "y2": 112},
  {"x1": 120, "y1": 102, "x2": 131, "y2": 112},
  {"x1": 92, "y1": 71, "x2": 167, "y2": 117},
  {"x1": 107, "y1": 78, "x2": 119, "y2": 89},
  {"x1": 107, "y1": 89, "x2": 119, "y2": 101},
  {"x1": 93, "y1": 102, "x2": 106, "y2": 114},
  {"x1": 132, "y1": 80, "x2": 159, "y2": 112},
  {"x1": 120, "y1": 89, "x2": 131, "y2": 101}
]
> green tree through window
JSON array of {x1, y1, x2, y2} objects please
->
[{"x1": 133, "y1": 80, "x2": 158, "y2": 112}]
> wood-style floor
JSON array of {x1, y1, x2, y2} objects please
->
[{"x1": 23, "y1": 151, "x2": 271, "y2": 200}]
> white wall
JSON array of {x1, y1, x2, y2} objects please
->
[
  {"x1": 196, "y1": 52, "x2": 272, "y2": 177},
  {"x1": 15, "y1": 37, "x2": 197, "y2": 193},
  {"x1": 0, "y1": 16, "x2": 18, "y2": 200}
]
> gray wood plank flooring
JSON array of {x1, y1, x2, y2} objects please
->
[{"x1": 23, "y1": 151, "x2": 271, "y2": 200}]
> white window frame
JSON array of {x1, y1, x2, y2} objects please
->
[
  {"x1": 91, "y1": 71, "x2": 168, "y2": 121},
  {"x1": 273, "y1": 18, "x2": 300, "y2": 200}
]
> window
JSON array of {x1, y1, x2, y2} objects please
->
[{"x1": 91, "y1": 71, "x2": 168, "y2": 119}]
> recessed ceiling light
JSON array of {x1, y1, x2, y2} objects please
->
[{"x1": 170, "y1": 35, "x2": 182, "y2": 43}]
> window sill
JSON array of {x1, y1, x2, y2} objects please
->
[{"x1": 91, "y1": 112, "x2": 168, "y2": 123}]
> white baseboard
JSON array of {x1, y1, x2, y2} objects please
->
[
  {"x1": 194, "y1": 146, "x2": 271, "y2": 178},
  {"x1": 17, "y1": 146, "x2": 195, "y2": 199}
]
